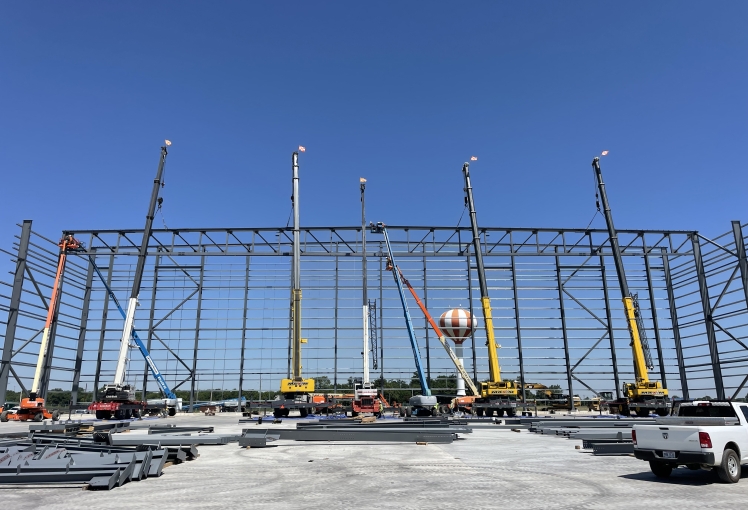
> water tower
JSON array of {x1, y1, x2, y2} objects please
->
[{"x1": 439, "y1": 309, "x2": 477, "y2": 396}]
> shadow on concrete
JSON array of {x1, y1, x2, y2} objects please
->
[{"x1": 620, "y1": 467, "x2": 748, "y2": 485}]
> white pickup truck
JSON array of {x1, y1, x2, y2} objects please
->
[{"x1": 633, "y1": 400, "x2": 748, "y2": 483}]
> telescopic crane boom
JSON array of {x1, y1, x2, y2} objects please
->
[
  {"x1": 274, "y1": 151, "x2": 315, "y2": 418},
  {"x1": 591, "y1": 157, "x2": 669, "y2": 417},
  {"x1": 462, "y1": 163, "x2": 520, "y2": 417}
]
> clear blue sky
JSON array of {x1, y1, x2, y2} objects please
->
[{"x1": 1, "y1": 2, "x2": 746, "y2": 269}]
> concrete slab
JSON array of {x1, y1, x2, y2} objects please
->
[{"x1": 0, "y1": 412, "x2": 744, "y2": 509}]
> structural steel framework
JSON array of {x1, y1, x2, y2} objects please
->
[{"x1": 1, "y1": 220, "x2": 748, "y2": 409}]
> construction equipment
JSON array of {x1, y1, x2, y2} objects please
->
[
  {"x1": 1, "y1": 235, "x2": 84, "y2": 422},
  {"x1": 371, "y1": 222, "x2": 437, "y2": 417},
  {"x1": 396, "y1": 268, "x2": 480, "y2": 400},
  {"x1": 86, "y1": 257, "x2": 182, "y2": 417},
  {"x1": 590, "y1": 157, "x2": 669, "y2": 417},
  {"x1": 352, "y1": 177, "x2": 379, "y2": 416},
  {"x1": 273, "y1": 151, "x2": 315, "y2": 418},
  {"x1": 89, "y1": 141, "x2": 178, "y2": 420},
  {"x1": 462, "y1": 162, "x2": 521, "y2": 417}
]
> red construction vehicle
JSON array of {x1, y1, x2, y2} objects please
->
[{"x1": 1, "y1": 234, "x2": 84, "y2": 422}]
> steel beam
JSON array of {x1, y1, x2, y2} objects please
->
[
  {"x1": 93, "y1": 253, "x2": 115, "y2": 401},
  {"x1": 333, "y1": 248, "x2": 339, "y2": 392},
  {"x1": 188, "y1": 254, "x2": 205, "y2": 410},
  {"x1": 732, "y1": 221, "x2": 748, "y2": 311},
  {"x1": 600, "y1": 254, "x2": 621, "y2": 398},
  {"x1": 510, "y1": 251, "x2": 527, "y2": 403},
  {"x1": 661, "y1": 249, "x2": 688, "y2": 399},
  {"x1": 0, "y1": 220, "x2": 32, "y2": 404},
  {"x1": 691, "y1": 235, "x2": 725, "y2": 399},
  {"x1": 142, "y1": 253, "x2": 160, "y2": 400},
  {"x1": 72, "y1": 251, "x2": 96, "y2": 404},
  {"x1": 643, "y1": 249, "x2": 667, "y2": 388},
  {"x1": 238, "y1": 255, "x2": 250, "y2": 408},
  {"x1": 422, "y1": 254, "x2": 430, "y2": 380},
  {"x1": 555, "y1": 247, "x2": 574, "y2": 410}
]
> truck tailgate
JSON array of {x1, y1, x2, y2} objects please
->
[{"x1": 635, "y1": 425, "x2": 701, "y2": 452}]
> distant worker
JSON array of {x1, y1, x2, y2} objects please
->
[
  {"x1": 433, "y1": 402, "x2": 439, "y2": 416},
  {"x1": 378, "y1": 400, "x2": 384, "y2": 419}
]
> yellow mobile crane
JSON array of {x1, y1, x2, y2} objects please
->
[
  {"x1": 591, "y1": 157, "x2": 670, "y2": 417},
  {"x1": 462, "y1": 162, "x2": 521, "y2": 417},
  {"x1": 273, "y1": 151, "x2": 315, "y2": 418}
]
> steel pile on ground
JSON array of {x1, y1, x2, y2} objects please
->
[{"x1": 245, "y1": 427, "x2": 457, "y2": 443}]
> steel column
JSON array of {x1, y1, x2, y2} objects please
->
[
  {"x1": 379, "y1": 253, "x2": 384, "y2": 394},
  {"x1": 555, "y1": 247, "x2": 574, "y2": 410},
  {"x1": 238, "y1": 255, "x2": 250, "y2": 408},
  {"x1": 600, "y1": 255, "x2": 621, "y2": 398},
  {"x1": 731, "y1": 221, "x2": 748, "y2": 310},
  {"x1": 0, "y1": 220, "x2": 32, "y2": 404},
  {"x1": 93, "y1": 253, "x2": 115, "y2": 401},
  {"x1": 510, "y1": 253, "x2": 527, "y2": 402},
  {"x1": 691, "y1": 235, "x2": 725, "y2": 399},
  {"x1": 142, "y1": 253, "x2": 160, "y2": 400},
  {"x1": 333, "y1": 247, "x2": 339, "y2": 392},
  {"x1": 643, "y1": 250, "x2": 667, "y2": 388},
  {"x1": 71, "y1": 251, "x2": 95, "y2": 404},
  {"x1": 661, "y1": 248, "x2": 688, "y2": 399},
  {"x1": 466, "y1": 246, "x2": 478, "y2": 383},
  {"x1": 189, "y1": 254, "x2": 205, "y2": 411}
]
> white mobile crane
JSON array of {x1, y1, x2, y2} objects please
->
[
  {"x1": 352, "y1": 177, "x2": 379, "y2": 416},
  {"x1": 88, "y1": 141, "x2": 182, "y2": 419},
  {"x1": 590, "y1": 157, "x2": 670, "y2": 417},
  {"x1": 272, "y1": 151, "x2": 315, "y2": 418}
]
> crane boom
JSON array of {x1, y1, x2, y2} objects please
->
[
  {"x1": 88, "y1": 257, "x2": 176, "y2": 400},
  {"x1": 591, "y1": 157, "x2": 667, "y2": 415},
  {"x1": 463, "y1": 163, "x2": 502, "y2": 383},
  {"x1": 373, "y1": 223, "x2": 430, "y2": 396},
  {"x1": 397, "y1": 268, "x2": 479, "y2": 396},
  {"x1": 592, "y1": 157, "x2": 654, "y2": 383},
  {"x1": 113, "y1": 141, "x2": 170, "y2": 386},
  {"x1": 280, "y1": 151, "x2": 314, "y2": 394}
]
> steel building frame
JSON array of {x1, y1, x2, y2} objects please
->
[{"x1": 2, "y1": 220, "x2": 748, "y2": 409}]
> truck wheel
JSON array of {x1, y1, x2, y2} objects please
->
[
  {"x1": 656, "y1": 408, "x2": 669, "y2": 417},
  {"x1": 299, "y1": 408, "x2": 309, "y2": 418},
  {"x1": 496, "y1": 409, "x2": 506, "y2": 417},
  {"x1": 637, "y1": 408, "x2": 649, "y2": 417},
  {"x1": 33, "y1": 412, "x2": 44, "y2": 422},
  {"x1": 485, "y1": 409, "x2": 494, "y2": 417},
  {"x1": 51, "y1": 410, "x2": 60, "y2": 421},
  {"x1": 649, "y1": 461, "x2": 672, "y2": 478},
  {"x1": 168, "y1": 407, "x2": 176, "y2": 417},
  {"x1": 0, "y1": 411, "x2": 8, "y2": 422},
  {"x1": 717, "y1": 448, "x2": 741, "y2": 483},
  {"x1": 476, "y1": 408, "x2": 484, "y2": 417}
]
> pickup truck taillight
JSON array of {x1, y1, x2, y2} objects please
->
[
  {"x1": 631, "y1": 429, "x2": 637, "y2": 445},
  {"x1": 699, "y1": 432, "x2": 712, "y2": 448}
]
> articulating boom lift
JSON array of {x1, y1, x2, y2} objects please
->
[
  {"x1": 273, "y1": 151, "x2": 315, "y2": 418},
  {"x1": 1, "y1": 235, "x2": 84, "y2": 422},
  {"x1": 591, "y1": 157, "x2": 670, "y2": 417},
  {"x1": 463, "y1": 162, "x2": 521, "y2": 417},
  {"x1": 89, "y1": 141, "x2": 178, "y2": 420},
  {"x1": 371, "y1": 222, "x2": 437, "y2": 417}
]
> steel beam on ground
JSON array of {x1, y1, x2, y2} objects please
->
[
  {"x1": 249, "y1": 427, "x2": 455, "y2": 443},
  {"x1": 0, "y1": 220, "x2": 32, "y2": 405}
]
